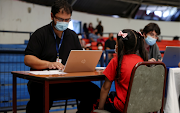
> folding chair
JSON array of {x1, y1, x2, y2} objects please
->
[{"x1": 123, "y1": 61, "x2": 167, "y2": 113}]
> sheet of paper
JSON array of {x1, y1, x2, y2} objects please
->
[
  {"x1": 27, "y1": 70, "x2": 67, "y2": 75},
  {"x1": 95, "y1": 67, "x2": 106, "y2": 70}
]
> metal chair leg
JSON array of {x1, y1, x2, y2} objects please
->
[
  {"x1": 76, "y1": 99, "x2": 79, "y2": 110},
  {"x1": 64, "y1": 99, "x2": 68, "y2": 113}
]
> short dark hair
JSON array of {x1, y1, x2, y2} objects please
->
[
  {"x1": 51, "y1": 0, "x2": 72, "y2": 16},
  {"x1": 143, "y1": 23, "x2": 161, "y2": 35}
]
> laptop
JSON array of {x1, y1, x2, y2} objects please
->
[
  {"x1": 162, "y1": 46, "x2": 180, "y2": 67},
  {"x1": 63, "y1": 50, "x2": 103, "y2": 73}
]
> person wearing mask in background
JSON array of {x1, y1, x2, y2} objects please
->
[
  {"x1": 105, "y1": 33, "x2": 116, "y2": 50},
  {"x1": 89, "y1": 29, "x2": 100, "y2": 42},
  {"x1": 97, "y1": 42, "x2": 103, "y2": 50},
  {"x1": 105, "y1": 33, "x2": 116, "y2": 60},
  {"x1": 24, "y1": 0, "x2": 100, "y2": 113},
  {"x1": 96, "y1": 21, "x2": 104, "y2": 36},
  {"x1": 78, "y1": 34, "x2": 86, "y2": 48},
  {"x1": 88, "y1": 22, "x2": 94, "y2": 33},
  {"x1": 142, "y1": 23, "x2": 162, "y2": 62}
]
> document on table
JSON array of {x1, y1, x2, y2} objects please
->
[
  {"x1": 95, "y1": 67, "x2": 106, "y2": 70},
  {"x1": 27, "y1": 70, "x2": 67, "y2": 75}
]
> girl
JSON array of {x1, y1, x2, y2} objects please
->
[{"x1": 98, "y1": 29, "x2": 148, "y2": 113}]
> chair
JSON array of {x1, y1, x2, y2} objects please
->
[
  {"x1": 54, "y1": 98, "x2": 79, "y2": 113},
  {"x1": 64, "y1": 99, "x2": 79, "y2": 113},
  {"x1": 123, "y1": 61, "x2": 167, "y2": 113},
  {"x1": 93, "y1": 61, "x2": 167, "y2": 113}
]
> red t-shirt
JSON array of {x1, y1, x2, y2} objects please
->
[{"x1": 103, "y1": 54, "x2": 144, "y2": 112}]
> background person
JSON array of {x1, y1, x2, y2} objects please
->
[
  {"x1": 78, "y1": 34, "x2": 86, "y2": 48},
  {"x1": 88, "y1": 22, "x2": 94, "y2": 33},
  {"x1": 98, "y1": 29, "x2": 148, "y2": 112},
  {"x1": 89, "y1": 29, "x2": 100, "y2": 42},
  {"x1": 96, "y1": 21, "x2": 103, "y2": 36},
  {"x1": 105, "y1": 33, "x2": 116, "y2": 60},
  {"x1": 105, "y1": 33, "x2": 116, "y2": 50},
  {"x1": 83, "y1": 23, "x2": 89, "y2": 39},
  {"x1": 24, "y1": 0, "x2": 100, "y2": 113},
  {"x1": 142, "y1": 23, "x2": 162, "y2": 62}
]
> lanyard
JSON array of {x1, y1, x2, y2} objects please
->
[{"x1": 51, "y1": 24, "x2": 64, "y2": 58}]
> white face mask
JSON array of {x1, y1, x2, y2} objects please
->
[{"x1": 98, "y1": 46, "x2": 103, "y2": 50}]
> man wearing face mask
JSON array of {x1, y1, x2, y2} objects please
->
[
  {"x1": 105, "y1": 33, "x2": 116, "y2": 60},
  {"x1": 24, "y1": 0, "x2": 100, "y2": 113},
  {"x1": 142, "y1": 23, "x2": 162, "y2": 62}
]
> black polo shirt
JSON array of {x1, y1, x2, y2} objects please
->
[
  {"x1": 105, "y1": 39, "x2": 116, "y2": 49},
  {"x1": 25, "y1": 22, "x2": 82, "y2": 67}
]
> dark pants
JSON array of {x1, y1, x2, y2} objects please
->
[
  {"x1": 104, "y1": 92, "x2": 121, "y2": 113},
  {"x1": 26, "y1": 81, "x2": 100, "y2": 113}
]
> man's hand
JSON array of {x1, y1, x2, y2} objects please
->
[
  {"x1": 148, "y1": 58, "x2": 156, "y2": 62},
  {"x1": 178, "y1": 62, "x2": 180, "y2": 67},
  {"x1": 47, "y1": 62, "x2": 65, "y2": 70}
]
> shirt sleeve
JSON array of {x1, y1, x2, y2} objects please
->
[
  {"x1": 103, "y1": 57, "x2": 117, "y2": 82},
  {"x1": 25, "y1": 29, "x2": 44, "y2": 58},
  {"x1": 105, "y1": 40, "x2": 109, "y2": 49}
]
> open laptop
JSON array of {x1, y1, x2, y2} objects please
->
[
  {"x1": 162, "y1": 46, "x2": 180, "y2": 67},
  {"x1": 63, "y1": 50, "x2": 103, "y2": 73}
]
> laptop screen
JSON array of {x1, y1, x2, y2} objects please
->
[{"x1": 162, "y1": 46, "x2": 180, "y2": 67}]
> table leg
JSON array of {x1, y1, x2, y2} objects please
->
[
  {"x1": 44, "y1": 81, "x2": 49, "y2": 113},
  {"x1": 13, "y1": 75, "x2": 17, "y2": 113}
]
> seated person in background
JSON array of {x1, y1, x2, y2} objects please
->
[
  {"x1": 105, "y1": 33, "x2": 116, "y2": 60},
  {"x1": 88, "y1": 22, "x2": 94, "y2": 33},
  {"x1": 78, "y1": 34, "x2": 86, "y2": 48},
  {"x1": 142, "y1": 23, "x2": 162, "y2": 62},
  {"x1": 97, "y1": 34, "x2": 105, "y2": 44},
  {"x1": 89, "y1": 29, "x2": 100, "y2": 42},
  {"x1": 85, "y1": 47, "x2": 92, "y2": 50},
  {"x1": 97, "y1": 42, "x2": 103, "y2": 50},
  {"x1": 98, "y1": 29, "x2": 148, "y2": 113},
  {"x1": 24, "y1": 0, "x2": 100, "y2": 113},
  {"x1": 105, "y1": 33, "x2": 116, "y2": 50}
]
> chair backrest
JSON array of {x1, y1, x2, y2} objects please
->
[{"x1": 123, "y1": 61, "x2": 167, "y2": 113}]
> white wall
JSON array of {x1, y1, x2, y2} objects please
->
[{"x1": 0, "y1": 0, "x2": 180, "y2": 44}]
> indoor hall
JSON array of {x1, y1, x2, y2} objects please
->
[{"x1": 0, "y1": 0, "x2": 180, "y2": 113}]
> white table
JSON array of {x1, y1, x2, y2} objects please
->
[{"x1": 164, "y1": 68, "x2": 180, "y2": 113}]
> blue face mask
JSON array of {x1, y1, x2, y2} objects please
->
[
  {"x1": 145, "y1": 35, "x2": 157, "y2": 46},
  {"x1": 55, "y1": 21, "x2": 69, "y2": 31}
]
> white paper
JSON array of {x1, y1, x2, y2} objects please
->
[
  {"x1": 27, "y1": 70, "x2": 67, "y2": 75},
  {"x1": 95, "y1": 67, "x2": 106, "y2": 70}
]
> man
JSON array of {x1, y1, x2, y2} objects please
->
[
  {"x1": 96, "y1": 21, "x2": 103, "y2": 36},
  {"x1": 105, "y1": 33, "x2": 116, "y2": 60},
  {"x1": 89, "y1": 29, "x2": 99, "y2": 42},
  {"x1": 105, "y1": 33, "x2": 116, "y2": 50},
  {"x1": 142, "y1": 23, "x2": 162, "y2": 62},
  {"x1": 24, "y1": 0, "x2": 100, "y2": 113}
]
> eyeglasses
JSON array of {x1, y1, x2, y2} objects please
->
[
  {"x1": 149, "y1": 32, "x2": 158, "y2": 39},
  {"x1": 54, "y1": 16, "x2": 71, "y2": 22}
]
